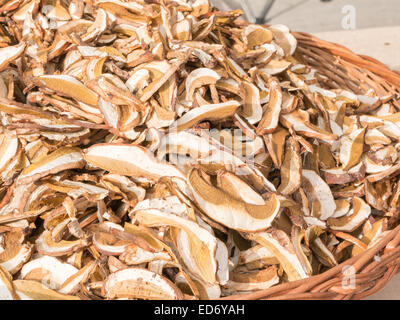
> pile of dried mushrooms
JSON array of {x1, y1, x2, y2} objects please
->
[{"x1": 0, "y1": 0, "x2": 399, "y2": 300}]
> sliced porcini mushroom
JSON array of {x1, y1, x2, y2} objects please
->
[
  {"x1": 339, "y1": 128, "x2": 365, "y2": 170},
  {"x1": 278, "y1": 137, "x2": 301, "y2": 195},
  {"x1": 0, "y1": 231, "x2": 33, "y2": 275},
  {"x1": 171, "y1": 101, "x2": 240, "y2": 131},
  {"x1": 0, "y1": 42, "x2": 26, "y2": 71},
  {"x1": 188, "y1": 169, "x2": 280, "y2": 232},
  {"x1": 328, "y1": 197, "x2": 371, "y2": 232},
  {"x1": 281, "y1": 109, "x2": 337, "y2": 141},
  {"x1": 239, "y1": 81, "x2": 262, "y2": 124},
  {"x1": 19, "y1": 256, "x2": 78, "y2": 290},
  {"x1": 322, "y1": 162, "x2": 365, "y2": 185},
  {"x1": 216, "y1": 171, "x2": 265, "y2": 205},
  {"x1": 258, "y1": 59, "x2": 291, "y2": 76},
  {"x1": 17, "y1": 147, "x2": 84, "y2": 185},
  {"x1": 225, "y1": 266, "x2": 279, "y2": 292},
  {"x1": 33, "y1": 75, "x2": 99, "y2": 106},
  {"x1": 352, "y1": 218, "x2": 387, "y2": 257},
  {"x1": 250, "y1": 229, "x2": 308, "y2": 281},
  {"x1": 35, "y1": 230, "x2": 88, "y2": 257},
  {"x1": 310, "y1": 237, "x2": 338, "y2": 267},
  {"x1": 291, "y1": 227, "x2": 312, "y2": 276},
  {"x1": 238, "y1": 245, "x2": 279, "y2": 266},
  {"x1": 244, "y1": 25, "x2": 273, "y2": 48},
  {"x1": 84, "y1": 143, "x2": 186, "y2": 182},
  {"x1": 13, "y1": 280, "x2": 80, "y2": 300},
  {"x1": 104, "y1": 268, "x2": 183, "y2": 300},
  {"x1": 58, "y1": 260, "x2": 97, "y2": 295},
  {"x1": 93, "y1": 231, "x2": 129, "y2": 256},
  {"x1": 269, "y1": 24, "x2": 297, "y2": 56},
  {"x1": 119, "y1": 243, "x2": 171, "y2": 265},
  {"x1": 0, "y1": 266, "x2": 19, "y2": 300},
  {"x1": 133, "y1": 207, "x2": 218, "y2": 284},
  {"x1": 264, "y1": 126, "x2": 289, "y2": 168},
  {"x1": 331, "y1": 199, "x2": 351, "y2": 218},
  {"x1": 256, "y1": 77, "x2": 282, "y2": 134},
  {"x1": 365, "y1": 128, "x2": 391, "y2": 145},
  {"x1": 0, "y1": 131, "x2": 19, "y2": 172},
  {"x1": 301, "y1": 169, "x2": 336, "y2": 220}
]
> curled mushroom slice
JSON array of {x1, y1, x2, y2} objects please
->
[
  {"x1": 278, "y1": 137, "x2": 301, "y2": 195},
  {"x1": 185, "y1": 68, "x2": 221, "y2": 102},
  {"x1": 19, "y1": 256, "x2": 78, "y2": 290},
  {"x1": 302, "y1": 169, "x2": 336, "y2": 220},
  {"x1": 239, "y1": 81, "x2": 262, "y2": 125},
  {"x1": 310, "y1": 237, "x2": 338, "y2": 267},
  {"x1": 269, "y1": 24, "x2": 297, "y2": 56},
  {"x1": 281, "y1": 110, "x2": 337, "y2": 141},
  {"x1": 134, "y1": 208, "x2": 218, "y2": 284},
  {"x1": 17, "y1": 147, "x2": 84, "y2": 185},
  {"x1": 225, "y1": 266, "x2": 279, "y2": 292},
  {"x1": 0, "y1": 266, "x2": 19, "y2": 300},
  {"x1": 84, "y1": 143, "x2": 186, "y2": 182},
  {"x1": 339, "y1": 128, "x2": 365, "y2": 170},
  {"x1": 328, "y1": 197, "x2": 371, "y2": 232},
  {"x1": 244, "y1": 25, "x2": 273, "y2": 49},
  {"x1": 189, "y1": 169, "x2": 280, "y2": 232},
  {"x1": 33, "y1": 75, "x2": 99, "y2": 107},
  {"x1": 13, "y1": 280, "x2": 80, "y2": 300},
  {"x1": 120, "y1": 244, "x2": 171, "y2": 265},
  {"x1": 171, "y1": 101, "x2": 240, "y2": 131},
  {"x1": 250, "y1": 230, "x2": 308, "y2": 281},
  {"x1": 0, "y1": 42, "x2": 26, "y2": 71},
  {"x1": 59, "y1": 260, "x2": 97, "y2": 295},
  {"x1": 0, "y1": 231, "x2": 32, "y2": 275},
  {"x1": 0, "y1": 131, "x2": 19, "y2": 173},
  {"x1": 104, "y1": 268, "x2": 183, "y2": 300},
  {"x1": 238, "y1": 245, "x2": 279, "y2": 266},
  {"x1": 36, "y1": 230, "x2": 88, "y2": 257},
  {"x1": 257, "y1": 78, "x2": 282, "y2": 134}
]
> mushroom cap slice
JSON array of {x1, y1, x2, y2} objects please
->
[
  {"x1": 171, "y1": 100, "x2": 240, "y2": 131},
  {"x1": 34, "y1": 74, "x2": 99, "y2": 106},
  {"x1": 256, "y1": 78, "x2": 282, "y2": 134},
  {"x1": 328, "y1": 197, "x2": 371, "y2": 232},
  {"x1": 225, "y1": 266, "x2": 279, "y2": 292},
  {"x1": 0, "y1": 42, "x2": 26, "y2": 71},
  {"x1": 339, "y1": 128, "x2": 366, "y2": 170},
  {"x1": 301, "y1": 169, "x2": 336, "y2": 220},
  {"x1": 84, "y1": 143, "x2": 186, "y2": 182},
  {"x1": 239, "y1": 81, "x2": 262, "y2": 124},
  {"x1": 0, "y1": 266, "x2": 19, "y2": 300},
  {"x1": 104, "y1": 268, "x2": 183, "y2": 300},
  {"x1": 188, "y1": 169, "x2": 280, "y2": 232},
  {"x1": 20, "y1": 256, "x2": 78, "y2": 290},
  {"x1": 134, "y1": 207, "x2": 218, "y2": 284},
  {"x1": 35, "y1": 230, "x2": 88, "y2": 257},
  {"x1": 185, "y1": 67, "x2": 221, "y2": 102},
  {"x1": 18, "y1": 147, "x2": 84, "y2": 185},
  {"x1": 278, "y1": 137, "x2": 301, "y2": 195},
  {"x1": 13, "y1": 280, "x2": 80, "y2": 300},
  {"x1": 250, "y1": 230, "x2": 308, "y2": 281}
]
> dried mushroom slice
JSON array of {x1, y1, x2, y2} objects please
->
[
  {"x1": 84, "y1": 144, "x2": 186, "y2": 182},
  {"x1": 185, "y1": 68, "x2": 221, "y2": 102},
  {"x1": 189, "y1": 169, "x2": 280, "y2": 232},
  {"x1": 19, "y1": 255, "x2": 78, "y2": 290},
  {"x1": 36, "y1": 230, "x2": 88, "y2": 257},
  {"x1": 0, "y1": 266, "x2": 19, "y2": 300},
  {"x1": 13, "y1": 280, "x2": 80, "y2": 300},
  {"x1": 18, "y1": 147, "x2": 85, "y2": 185},
  {"x1": 225, "y1": 266, "x2": 279, "y2": 292},
  {"x1": 278, "y1": 137, "x2": 301, "y2": 195},
  {"x1": 0, "y1": 231, "x2": 32, "y2": 275},
  {"x1": 301, "y1": 169, "x2": 336, "y2": 220},
  {"x1": 339, "y1": 128, "x2": 365, "y2": 170},
  {"x1": 104, "y1": 268, "x2": 183, "y2": 300},
  {"x1": 250, "y1": 230, "x2": 308, "y2": 281},
  {"x1": 328, "y1": 197, "x2": 371, "y2": 232},
  {"x1": 171, "y1": 101, "x2": 240, "y2": 131}
]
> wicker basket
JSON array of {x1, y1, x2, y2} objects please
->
[{"x1": 221, "y1": 30, "x2": 400, "y2": 300}]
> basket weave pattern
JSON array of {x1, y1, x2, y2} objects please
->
[{"x1": 222, "y1": 32, "x2": 400, "y2": 300}]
